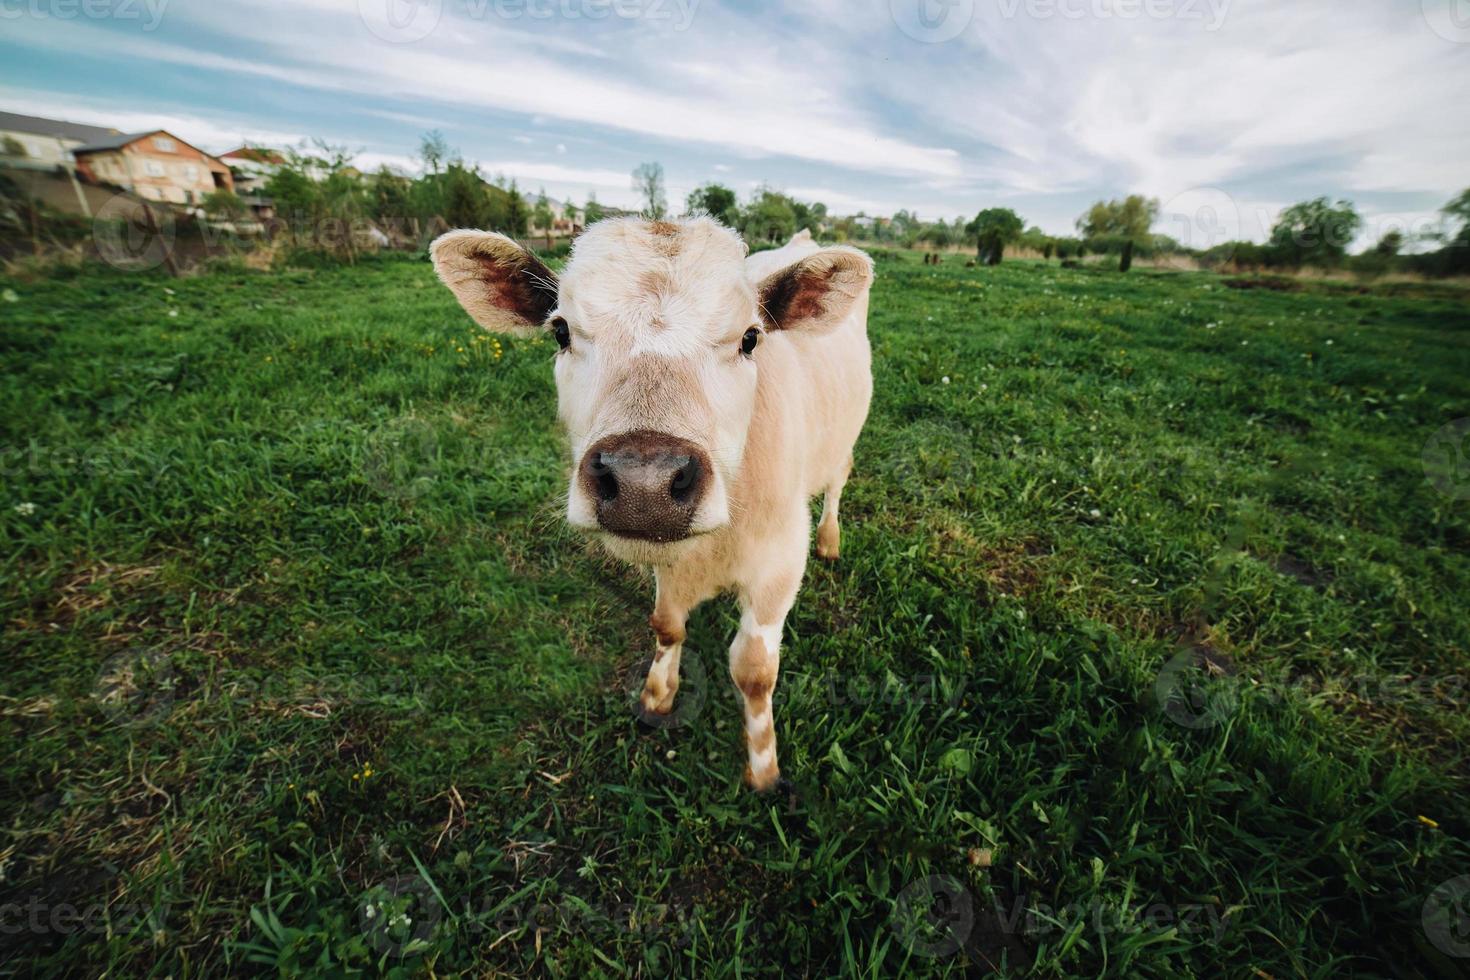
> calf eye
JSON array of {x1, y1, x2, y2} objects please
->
[
  {"x1": 551, "y1": 316, "x2": 571, "y2": 350},
  {"x1": 740, "y1": 326, "x2": 761, "y2": 357}
]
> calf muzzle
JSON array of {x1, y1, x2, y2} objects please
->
[{"x1": 578, "y1": 430, "x2": 711, "y2": 542}]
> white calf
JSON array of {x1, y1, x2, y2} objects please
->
[{"x1": 432, "y1": 218, "x2": 873, "y2": 790}]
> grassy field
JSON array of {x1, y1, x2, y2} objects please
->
[{"x1": 2, "y1": 250, "x2": 1469, "y2": 977}]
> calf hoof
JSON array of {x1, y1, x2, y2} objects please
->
[
  {"x1": 744, "y1": 763, "x2": 789, "y2": 794},
  {"x1": 749, "y1": 773, "x2": 799, "y2": 810},
  {"x1": 815, "y1": 526, "x2": 840, "y2": 561},
  {"x1": 635, "y1": 691, "x2": 677, "y2": 727},
  {"x1": 639, "y1": 687, "x2": 676, "y2": 716}
]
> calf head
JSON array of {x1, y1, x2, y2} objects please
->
[{"x1": 431, "y1": 216, "x2": 871, "y2": 563}]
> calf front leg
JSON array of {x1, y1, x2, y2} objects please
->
[
  {"x1": 816, "y1": 453, "x2": 853, "y2": 561},
  {"x1": 640, "y1": 568, "x2": 694, "y2": 716},
  {"x1": 730, "y1": 556, "x2": 805, "y2": 791}
]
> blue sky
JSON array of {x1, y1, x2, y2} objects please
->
[{"x1": 2, "y1": 0, "x2": 1468, "y2": 247}]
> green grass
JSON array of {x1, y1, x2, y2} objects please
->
[{"x1": 2, "y1": 252, "x2": 1468, "y2": 977}]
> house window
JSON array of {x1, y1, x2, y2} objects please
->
[
  {"x1": 184, "y1": 164, "x2": 199, "y2": 182},
  {"x1": 152, "y1": 136, "x2": 176, "y2": 152},
  {"x1": 25, "y1": 140, "x2": 42, "y2": 157},
  {"x1": 144, "y1": 160, "x2": 166, "y2": 177}
]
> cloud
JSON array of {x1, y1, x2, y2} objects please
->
[
  {"x1": 3, "y1": 0, "x2": 1464, "y2": 240},
  {"x1": 24, "y1": 2, "x2": 963, "y2": 180}
]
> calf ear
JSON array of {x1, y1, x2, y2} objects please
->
[
  {"x1": 430, "y1": 230, "x2": 559, "y2": 335},
  {"x1": 756, "y1": 246, "x2": 873, "y2": 333}
]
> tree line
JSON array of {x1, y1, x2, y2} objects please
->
[{"x1": 192, "y1": 133, "x2": 1470, "y2": 278}]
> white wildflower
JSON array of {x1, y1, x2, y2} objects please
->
[{"x1": 14, "y1": 502, "x2": 36, "y2": 516}]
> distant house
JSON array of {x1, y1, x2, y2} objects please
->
[
  {"x1": 528, "y1": 196, "x2": 589, "y2": 240},
  {"x1": 219, "y1": 146, "x2": 285, "y2": 194},
  {"x1": 73, "y1": 130, "x2": 234, "y2": 205},
  {"x1": 0, "y1": 111, "x2": 121, "y2": 169}
]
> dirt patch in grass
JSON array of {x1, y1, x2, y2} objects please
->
[
  {"x1": 6, "y1": 561, "x2": 162, "y2": 633},
  {"x1": 1222, "y1": 276, "x2": 1300, "y2": 292},
  {"x1": 932, "y1": 523, "x2": 1050, "y2": 599},
  {"x1": 1269, "y1": 553, "x2": 1333, "y2": 588}
]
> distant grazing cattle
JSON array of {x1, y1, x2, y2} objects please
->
[{"x1": 431, "y1": 220, "x2": 874, "y2": 792}]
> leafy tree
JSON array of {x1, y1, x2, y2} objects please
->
[
  {"x1": 1375, "y1": 230, "x2": 1404, "y2": 256},
  {"x1": 1435, "y1": 187, "x2": 1470, "y2": 275},
  {"x1": 532, "y1": 187, "x2": 554, "y2": 247},
  {"x1": 264, "y1": 141, "x2": 369, "y2": 261},
  {"x1": 792, "y1": 199, "x2": 827, "y2": 235},
  {"x1": 888, "y1": 209, "x2": 920, "y2": 246},
  {"x1": 919, "y1": 219, "x2": 955, "y2": 250},
  {"x1": 1077, "y1": 195, "x2": 1160, "y2": 271},
  {"x1": 201, "y1": 189, "x2": 246, "y2": 221},
  {"x1": 418, "y1": 130, "x2": 451, "y2": 176},
  {"x1": 686, "y1": 182, "x2": 740, "y2": 227},
  {"x1": 740, "y1": 187, "x2": 797, "y2": 243},
  {"x1": 1018, "y1": 225, "x2": 1055, "y2": 258},
  {"x1": 1268, "y1": 197, "x2": 1361, "y2": 268},
  {"x1": 632, "y1": 162, "x2": 667, "y2": 219},
  {"x1": 966, "y1": 208, "x2": 1024, "y2": 265},
  {"x1": 504, "y1": 179, "x2": 530, "y2": 236},
  {"x1": 584, "y1": 191, "x2": 605, "y2": 225},
  {"x1": 368, "y1": 166, "x2": 412, "y2": 222},
  {"x1": 1443, "y1": 187, "x2": 1470, "y2": 234},
  {"x1": 440, "y1": 166, "x2": 485, "y2": 228}
]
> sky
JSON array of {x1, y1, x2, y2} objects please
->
[{"x1": 2, "y1": 0, "x2": 1468, "y2": 249}]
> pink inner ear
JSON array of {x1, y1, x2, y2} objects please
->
[
  {"x1": 475, "y1": 252, "x2": 557, "y2": 324},
  {"x1": 786, "y1": 267, "x2": 837, "y2": 322}
]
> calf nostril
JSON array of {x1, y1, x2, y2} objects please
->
[
  {"x1": 594, "y1": 454, "x2": 619, "y2": 502},
  {"x1": 669, "y1": 459, "x2": 699, "y2": 504}
]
